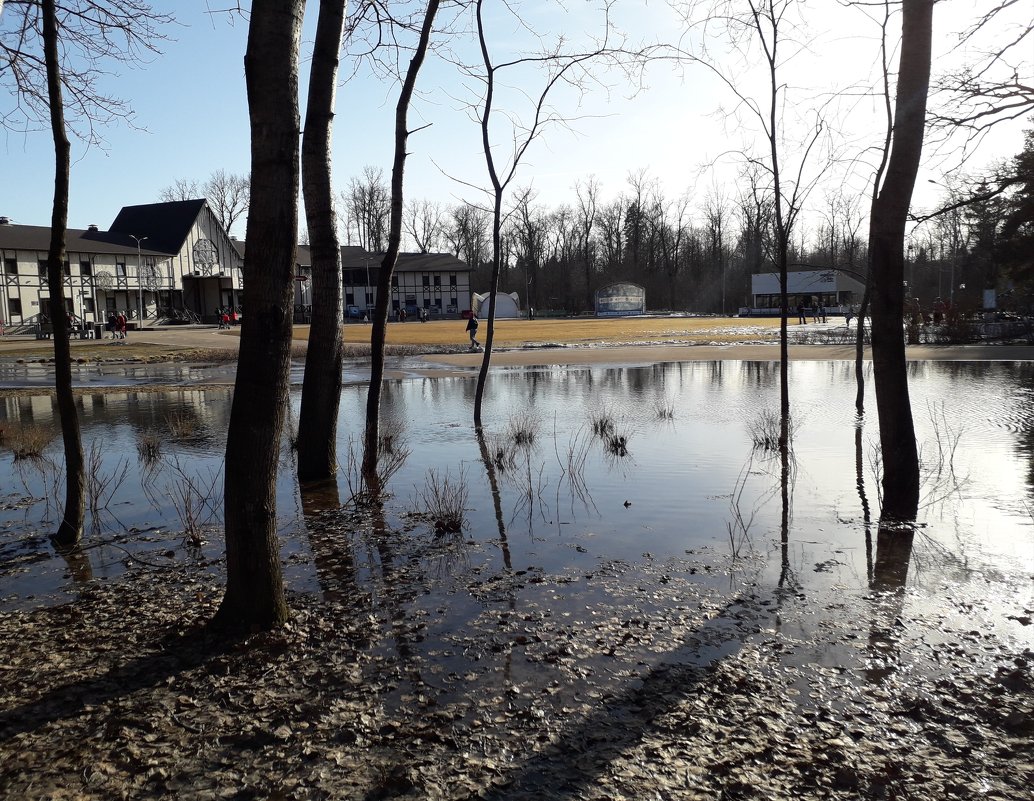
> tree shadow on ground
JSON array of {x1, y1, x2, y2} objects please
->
[{"x1": 0, "y1": 621, "x2": 231, "y2": 744}]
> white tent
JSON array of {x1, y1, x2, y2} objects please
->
[{"x1": 472, "y1": 291, "x2": 521, "y2": 319}]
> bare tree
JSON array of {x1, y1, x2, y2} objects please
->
[
  {"x1": 403, "y1": 198, "x2": 445, "y2": 252},
  {"x1": 40, "y1": 0, "x2": 83, "y2": 546},
  {"x1": 341, "y1": 165, "x2": 390, "y2": 250},
  {"x1": 361, "y1": 0, "x2": 442, "y2": 494},
  {"x1": 928, "y1": 1, "x2": 1033, "y2": 155},
  {"x1": 574, "y1": 176, "x2": 600, "y2": 310},
  {"x1": 159, "y1": 170, "x2": 249, "y2": 234},
  {"x1": 297, "y1": 0, "x2": 346, "y2": 483},
  {"x1": 2, "y1": 0, "x2": 170, "y2": 546},
  {"x1": 204, "y1": 169, "x2": 250, "y2": 235},
  {"x1": 703, "y1": 187, "x2": 733, "y2": 314},
  {"x1": 445, "y1": 201, "x2": 491, "y2": 286},
  {"x1": 686, "y1": 0, "x2": 831, "y2": 447},
  {"x1": 0, "y1": 0, "x2": 171, "y2": 145},
  {"x1": 868, "y1": 0, "x2": 933, "y2": 521},
  {"x1": 215, "y1": 0, "x2": 305, "y2": 631},
  {"x1": 464, "y1": 0, "x2": 648, "y2": 426},
  {"x1": 158, "y1": 177, "x2": 202, "y2": 202}
]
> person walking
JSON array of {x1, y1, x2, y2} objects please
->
[
  {"x1": 116, "y1": 311, "x2": 127, "y2": 340},
  {"x1": 466, "y1": 313, "x2": 481, "y2": 351},
  {"x1": 797, "y1": 302, "x2": 807, "y2": 325},
  {"x1": 106, "y1": 311, "x2": 117, "y2": 339}
]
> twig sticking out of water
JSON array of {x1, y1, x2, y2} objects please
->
[{"x1": 419, "y1": 467, "x2": 469, "y2": 535}]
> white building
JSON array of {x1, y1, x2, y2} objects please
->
[
  {"x1": 0, "y1": 199, "x2": 242, "y2": 328},
  {"x1": 294, "y1": 246, "x2": 474, "y2": 320},
  {"x1": 1, "y1": 202, "x2": 473, "y2": 330},
  {"x1": 745, "y1": 269, "x2": 866, "y2": 316}
]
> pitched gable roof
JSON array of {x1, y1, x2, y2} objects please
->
[
  {"x1": 107, "y1": 199, "x2": 209, "y2": 254},
  {"x1": 0, "y1": 223, "x2": 165, "y2": 256}
]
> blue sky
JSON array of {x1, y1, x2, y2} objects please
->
[{"x1": 2, "y1": 0, "x2": 1028, "y2": 239}]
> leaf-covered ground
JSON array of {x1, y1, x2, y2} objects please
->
[{"x1": 1, "y1": 508, "x2": 1031, "y2": 800}]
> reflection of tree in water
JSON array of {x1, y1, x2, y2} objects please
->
[
  {"x1": 477, "y1": 429, "x2": 516, "y2": 689},
  {"x1": 52, "y1": 539, "x2": 94, "y2": 586},
  {"x1": 299, "y1": 481, "x2": 362, "y2": 606},
  {"x1": 865, "y1": 525, "x2": 916, "y2": 685},
  {"x1": 855, "y1": 417, "x2": 874, "y2": 583}
]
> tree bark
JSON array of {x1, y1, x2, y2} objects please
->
[
  {"x1": 473, "y1": 189, "x2": 503, "y2": 428},
  {"x1": 298, "y1": 0, "x2": 346, "y2": 483},
  {"x1": 362, "y1": 0, "x2": 441, "y2": 491},
  {"x1": 215, "y1": 0, "x2": 305, "y2": 630},
  {"x1": 869, "y1": 0, "x2": 932, "y2": 522},
  {"x1": 42, "y1": 0, "x2": 84, "y2": 547}
]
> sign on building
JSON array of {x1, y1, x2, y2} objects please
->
[{"x1": 595, "y1": 282, "x2": 645, "y2": 317}]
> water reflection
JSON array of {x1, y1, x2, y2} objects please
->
[{"x1": 1, "y1": 360, "x2": 1033, "y2": 619}]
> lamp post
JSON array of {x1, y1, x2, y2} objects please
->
[
  {"x1": 130, "y1": 235, "x2": 148, "y2": 327},
  {"x1": 365, "y1": 258, "x2": 372, "y2": 312},
  {"x1": 906, "y1": 243, "x2": 915, "y2": 298}
]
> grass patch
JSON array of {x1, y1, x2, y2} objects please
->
[{"x1": 8, "y1": 424, "x2": 54, "y2": 460}]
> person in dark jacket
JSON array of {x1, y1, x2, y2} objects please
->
[{"x1": 465, "y1": 313, "x2": 481, "y2": 351}]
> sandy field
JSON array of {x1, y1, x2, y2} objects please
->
[{"x1": 1, "y1": 316, "x2": 1031, "y2": 367}]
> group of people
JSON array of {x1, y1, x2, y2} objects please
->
[
  {"x1": 796, "y1": 301, "x2": 827, "y2": 324},
  {"x1": 106, "y1": 311, "x2": 128, "y2": 340},
  {"x1": 217, "y1": 307, "x2": 239, "y2": 329},
  {"x1": 907, "y1": 296, "x2": 955, "y2": 327},
  {"x1": 396, "y1": 307, "x2": 430, "y2": 323}
]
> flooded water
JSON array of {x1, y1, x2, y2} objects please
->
[{"x1": 1, "y1": 359, "x2": 1033, "y2": 659}]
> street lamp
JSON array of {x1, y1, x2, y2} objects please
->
[
  {"x1": 906, "y1": 243, "x2": 915, "y2": 296},
  {"x1": 365, "y1": 258, "x2": 371, "y2": 311},
  {"x1": 130, "y1": 234, "x2": 148, "y2": 327}
]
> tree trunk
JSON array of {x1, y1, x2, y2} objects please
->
[
  {"x1": 362, "y1": 0, "x2": 440, "y2": 491},
  {"x1": 298, "y1": 0, "x2": 346, "y2": 483},
  {"x1": 869, "y1": 0, "x2": 932, "y2": 522},
  {"x1": 215, "y1": 0, "x2": 304, "y2": 630},
  {"x1": 473, "y1": 191, "x2": 502, "y2": 428},
  {"x1": 854, "y1": 282, "x2": 871, "y2": 413},
  {"x1": 42, "y1": 0, "x2": 84, "y2": 547}
]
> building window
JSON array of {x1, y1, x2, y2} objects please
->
[
  {"x1": 62, "y1": 259, "x2": 70, "y2": 275},
  {"x1": 116, "y1": 261, "x2": 127, "y2": 277},
  {"x1": 7, "y1": 298, "x2": 21, "y2": 317},
  {"x1": 80, "y1": 260, "x2": 92, "y2": 276},
  {"x1": 38, "y1": 259, "x2": 48, "y2": 277},
  {"x1": 422, "y1": 274, "x2": 430, "y2": 288},
  {"x1": 4, "y1": 258, "x2": 16, "y2": 275},
  {"x1": 433, "y1": 275, "x2": 441, "y2": 287},
  {"x1": 365, "y1": 292, "x2": 374, "y2": 306},
  {"x1": 83, "y1": 298, "x2": 95, "y2": 313},
  {"x1": 345, "y1": 292, "x2": 354, "y2": 305},
  {"x1": 391, "y1": 275, "x2": 398, "y2": 288},
  {"x1": 449, "y1": 273, "x2": 457, "y2": 286}
]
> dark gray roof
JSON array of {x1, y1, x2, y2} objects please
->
[
  {"x1": 107, "y1": 199, "x2": 208, "y2": 254},
  {"x1": 294, "y1": 245, "x2": 469, "y2": 273},
  {"x1": 393, "y1": 251, "x2": 469, "y2": 273},
  {"x1": 0, "y1": 223, "x2": 167, "y2": 256}
]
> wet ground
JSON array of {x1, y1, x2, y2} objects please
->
[{"x1": 0, "y1": 353, "x2": 1032, "y2": 798}]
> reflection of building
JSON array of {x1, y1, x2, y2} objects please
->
[
  {"x1": 293, "y1": 246, "x2": 472, "y2": 319},
  {"x1": 0, "y1": 200, "x2": 242, "y2": 326},
  {"x1": 595, "y1": 282, "x2": 645, "y2": 316},
  {"x1": 746, "y1": 269, "x2": 865, "y2": 316}
]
